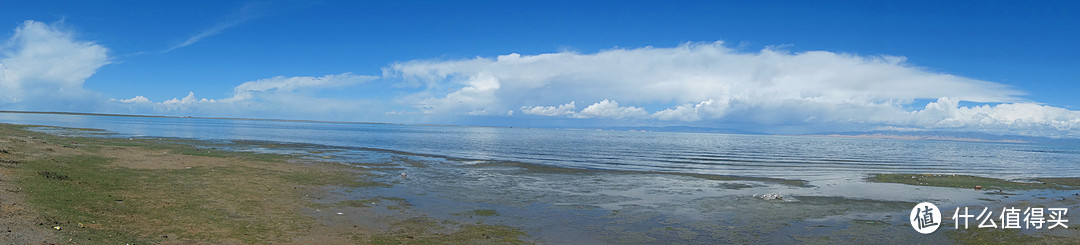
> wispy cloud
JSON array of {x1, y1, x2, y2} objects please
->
[{"x1": 162, "y1": 1, "x2": 266, "y2": 53}]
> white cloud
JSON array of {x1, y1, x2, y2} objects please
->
[
  {"x1": 106, "y1": 73, "x2": 382, "y2": 121},
  {"x1": 577, "y1": 100, "x2": 648, "y2": 119},
  {"x1": 416, "y1": 73, "x2": 501, "y2": 114},
  {"x1": 907, "y1": 97, "x2": 1080, "y2": 136},
  {"x1": 1, "y1": 19, "x2": 1075, "y2": 138},
  {"x1": 223, "y1": 73, "x2": 374, "y2": 102},
  {"x1": 111, "y1": 95, "x2": 151, "y2": 104},
  {"x1": 0, "y1": 20, "x2": 109, "y2": 104},
  {"x1": 520, "y1": 101, "x2": 576, "y2": 116},
  {"x1": 161, "y1": 91, "x2": 215, "y2": 107},
  {"x1": 386, "y1": 42, "x2": 1024, "y2": 115},
  {"x1": 382, "y1": 42, "x2": 1080, "y2": 137},
  {"x1": 163, "y1": 2, "x2": 265, "y2": 53},
  {"x1": 653, "y1": 99, "x2": 725, "y2": 121}
]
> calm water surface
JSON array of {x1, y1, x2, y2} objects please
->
[{"x1": 1, "y1": 112, "x2": 1078, "y2": 180}]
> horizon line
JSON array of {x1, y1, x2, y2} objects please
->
[{"x1": 0, "y1": 110, "x2": 504, "y2": 129}]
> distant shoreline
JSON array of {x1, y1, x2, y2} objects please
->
[
  {"x1": 0, "y1": 110, "x2": 498, "y2": 129},
  {"x1": 807, "y1": 133, "x2": 1030, "y2": 144},
  {"x1": 0, "y1": 110, "x2": 1049, "y2": 143}
]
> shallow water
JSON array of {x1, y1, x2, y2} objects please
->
[{"x1": 4, "y1": 112, "x2": 1079, "y2": 243}]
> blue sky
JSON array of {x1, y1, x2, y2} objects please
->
[{"x1": 1, "y1": 1, "x2": 1078, "y2": 137}]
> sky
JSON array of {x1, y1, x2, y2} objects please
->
[{"x1": 0, "y1": 1, "x2": 1078, "y2": 137}]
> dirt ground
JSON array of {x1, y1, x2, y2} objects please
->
[{"x1": 1, "y1": 132, "x2": 64, "y2": 244}]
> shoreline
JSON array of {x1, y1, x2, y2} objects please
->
[
  {"x1": 2, "y1": 122, "x2": 1079, "y2": 243},
  {"x1": 807, "y1": 133, "x2": 1031, "y2": 144},
  {"x1": 0, "y1": 123, "x2": 530, "y2": 244},
  {"x1": 0, "y1": 110, "x2": 507, "y2": 129}
]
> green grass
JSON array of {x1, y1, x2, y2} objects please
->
[
  {"x1": 1036, "y1": 177, "x2": 1080, "y2": 188},
  {"x1": 866, "y1": 174, "x2": 1080, "y2": 190},
  {"x1": 340, "y1": 199, "x2": 379, "y2": 208},
  {"x1": 3, "y1": 122, "x2": 530, "y2": 244},
  {"x1": 338, "y1": 197, "x2": 409, "y2": 209},
  {"x1": 17, "y1": 155, "x2": 149, "y2": 243},
  {"x1": 15, "y1": 154, "x2": 328, "y2": 243},
  {"x1": 364, "y1": 217, "x2": 529, "y2": 245},
  {"x1": 941, "y1": 227, "x2": 1080, "y2": 245},
  {"x1": 107, "y1": 140, "x2": 292, "y2": 162},
  {"x1": 458, "y1": 209, "x2": 499, "y2": 217}
]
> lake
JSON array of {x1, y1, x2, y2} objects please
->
[{"x1": 3, "y1": 111, "x2": 1078, "y2": 243}]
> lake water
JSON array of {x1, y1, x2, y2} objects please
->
[
  {"x1": 3, "y1": 112, "x2": 1079, "y2": 243},
  {"x1": 1, "y1": 112, "x2": 1077, "y2": 180}
]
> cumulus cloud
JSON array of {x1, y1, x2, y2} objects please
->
[
  {"x1": 577, "y1": 100, "x2": 648, "y2": 119},
  {"x1": 2, "y1": 18, "x2": 1076, "y2": 138},
  {"x1": 653, "y1": 99, "x2": 723, "y2": 121},
  {"x1": 907, "y1": 97, "x2": 1080, "y2": 136},
  {"x1": 385, "y1": 42, "x2": 1024, "y2": 114},
  {"x1": 0, "y1": 20, "x2": 109, "y2": 104},
  {"x1": 383, "y1": 42, "x2": 1080, "y2": 137},
  {"x1": 520, "y1": 101, "x2": 576, "y2": 116},
  {"x1": 415, "y1": 73, "x2": 501, "y2": 114},
  {"x1": 111, "y1": 95, "x2": 151, "y2": 104}
]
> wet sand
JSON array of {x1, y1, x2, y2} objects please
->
[{"x1": 2, "y1": 123, "x2": 1079, "y2": 244}]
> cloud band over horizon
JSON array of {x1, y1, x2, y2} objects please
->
[{"x1": 2, "y1": 20, "x2": 1078, "y2": 138}]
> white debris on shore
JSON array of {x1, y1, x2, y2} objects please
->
[
  {"x1": 754, "y1": 193, "x2": 784, "y2": 200},
  {"x1": 754, "y1": 193, "x2": 798, "y2": 202}
]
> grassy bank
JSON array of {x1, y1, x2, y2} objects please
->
[
  {"x1": 866, "y1": 173, "x2": 1080, "y2": 190},
  {"x1": 0, "y1": 123, "x2": 529, "y2": 244}
]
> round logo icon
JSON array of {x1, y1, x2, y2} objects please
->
[{"x1": 910, "y1": 202, "x2": 941, "y2": 234}]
